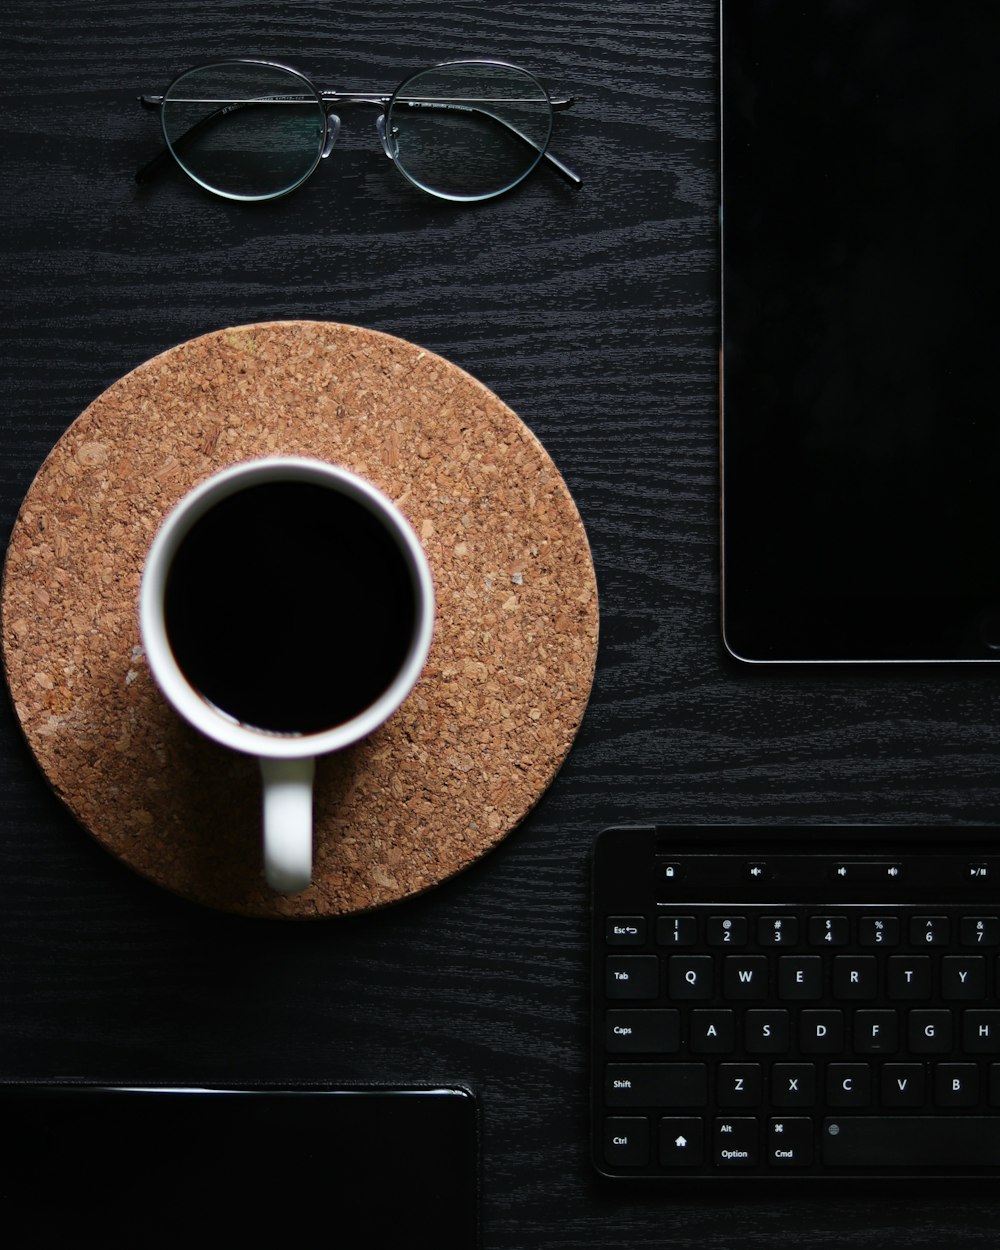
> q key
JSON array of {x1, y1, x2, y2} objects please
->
[{"x1": 668, "y1": 955, "x2": 714, "y2": 999}]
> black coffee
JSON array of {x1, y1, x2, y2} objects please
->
[{"x1": 163, "y1": 480, "x2": 418, "y2": 735}]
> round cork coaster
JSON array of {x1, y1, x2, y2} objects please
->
[{"x1": 1, "y1": 321, "x2": 598, "y2": 919}]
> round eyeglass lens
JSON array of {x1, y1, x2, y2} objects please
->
[
  {"x1": 387, "y1": 62, "x2": 553, "y2": 201},
  {"x1": 162, "y1": 62, "x2": 326, "y2": 200}
]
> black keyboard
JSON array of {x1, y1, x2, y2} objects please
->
[{"x1": 591, "y1": 826, "x2": 1000, "y2": 1178}]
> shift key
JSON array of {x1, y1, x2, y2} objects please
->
[
  {"x1": 606, "y1": 1063, "x2": 707, "y2": 1107},
  {"x1": 823, "y1": 1117, "x2": 1000, "y2": 1167}
]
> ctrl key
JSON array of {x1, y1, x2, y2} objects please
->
[{"x1": 604, "y1": 1117, "x2": 650, "y2": 1167}]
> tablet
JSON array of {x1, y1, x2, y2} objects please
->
[
  {"x1": 0, "y1": 1084, "x2": 480, "y2": 1248},
  {"x1": 721, "y1": 2, "x2": 1000, "y2": 662}
]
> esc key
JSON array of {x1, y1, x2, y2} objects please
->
[{"x1": 606, "y1": 916, "x2": 647, "y2": 946}]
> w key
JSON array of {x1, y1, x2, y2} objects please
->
[{"x1": 724, "y1": 956, "x2": 768, "y2": 999}]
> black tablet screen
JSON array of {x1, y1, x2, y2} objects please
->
[{"x1": 721, "y1": 1, "x2": 1000, "y2": 661}]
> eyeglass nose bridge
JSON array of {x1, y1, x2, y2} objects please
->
[
  {"x1": 375, "y1": 112, "x2": 399, "y2": 161},
  {"x1": 321, "y1": 112, "x2": 341, "y2": 159},
  {"x1": 320, "y1": 105, "x2": 395, "y2": 161}
]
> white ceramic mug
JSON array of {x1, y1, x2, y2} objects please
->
[{"x1": 139, "y1": 456, "x2": 434, "y2": 894}]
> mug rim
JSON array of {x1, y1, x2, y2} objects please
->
[{"x1": 139, "y1": 456, "x2": 435, "y2": 759}]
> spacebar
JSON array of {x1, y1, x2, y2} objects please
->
[{"x1": 823, "y1": 1117, "x2": 1000, "y2": 1167}]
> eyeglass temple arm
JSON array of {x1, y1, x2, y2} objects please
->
[
  {"x1": 539, "y1": 96, "x2": 582, "y2": 187},
  {"x1": 135, "y1": 95, "x2": 170, "y2": 184},
  {"x1": 386, "y1": 94, "x2": 582, "y2": 188}
]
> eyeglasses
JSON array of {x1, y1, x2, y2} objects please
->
[{"x1": 137, "y1": 58, "x2": 582, "y2": 203}]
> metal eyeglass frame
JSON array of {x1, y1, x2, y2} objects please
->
[{"x1": 136, "y1": 57, "x2": 582, "y2": 203}]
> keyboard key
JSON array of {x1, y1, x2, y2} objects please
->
[
  {"x1": 717, "y1": 1064, "x2": 762, "y2": 1107},
  {"x1": 771, "y1": 1063, "x2": 816, "y2": 1107},
  {"x1": 714, "y1": 1117, "x2": 758, "y2": 1166},
  {"x1": 887, "y1": 955, "x2": 931, "y2": 999},
  {"x1": 941, "y1": 956, "x2": 986, "y2": 1000},
  {"x1": 723, "y1": 956, "x2": 768, "y2": 999},
  {"x1": 605, "y1": 1009, "x2": 680, "y2": 1053},
  {"x1": 910, "y1": 916, "x2": 950, "y2": 946},
  {"x1": 822, "y1": 1117, "x2": 1000, "y2": 1167},
  {"x1": 832, "y1": 862, "x2": 902, "y2": 884},
  {"x1": 606, "y1": 916, "x2": 647, "y2": 946},
  {"x1": 745, "y1": 1010, "x2": 789, "y2": 1053},
  {"x1": 758, "y1": 916, "x2": 798, "y2": 947},
  {"x1": 908, "y1": 1009, "x2": 952, "y2": 1053},
  {"x1": 853, "y1": 1009, "x2": 898, "y2": 1054},
  {"x1": 832, "y1": 955, "x2": 877, "y2": 1000},
  {"x1": 707, "y1": 916, "x2": 747, "y2": 946},
  {"x1": 962, "y1": 1010, "x2": 1000, "y2": 1053},
  {"x1": 826, "y1": 1063, "x2": 871, "y2": 1107},
  {"x1": 657, "y1": 915, "x2": 697, "y2": 946},
  {"x1": 809, "y1": 915, "x2": 848, "y2": 946},
  {"x1": 961, "y1": 916, "x2": 1000, "y2": 947},
  {"x1": 660, "y1": 1117, "x2": 704, "y2": 1166},
  {"x1": 767, "y1": 1117, "x2": 814, "y2": 1166},
  {"x1": 859, "y1": 916, "x2": 900, "y2": 947},
  {"x1": 606, "y1": 1063, "x2": 707, "y2": 1107},
  {"x1": 690, "y1": 1010, "x2": 736, "y2": 1053},
  {"x1": 606, "y1": 955, "x2": 659, "y2": 999},
  {"x1": 935, "y1": 1064, "x2": 979, "y2": 1107},
  {"x1": 800, "y1": 1010, "x2": 844, "y2": 1053},
  {"x1": 881, "y1": 1063, "x2": 925, "y2": 1106},
  {"x1": 604, "y1": 1117, "x2": 650, "y2": 1167},
  {"x1": 778, "y1": 956, "x2": 822, "y2": 1000},
  {"x1": 667, "y1": 955, "x2": 713, "y2": 999}
]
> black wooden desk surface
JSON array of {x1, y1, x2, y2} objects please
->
[{"x1": 3, "y1": 2, "x2": 1000, "y2": 1246}]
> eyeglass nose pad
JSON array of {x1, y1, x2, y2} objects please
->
[
  {"x1": 375, "y1": 113, "x2": 399, "y2": 160},
  {"x1": 321, "y1": 114, "x2": 341, "y2": 159}
]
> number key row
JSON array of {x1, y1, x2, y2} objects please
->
[{"x1": 635, "y1": 914, "x2": 1000, "y2": 948}]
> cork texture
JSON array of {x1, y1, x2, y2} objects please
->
[{"x1": 1, "y1": 322, "x2": 598, "y2": 918}]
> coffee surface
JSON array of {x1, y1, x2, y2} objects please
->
[{"x1": 164, "y1": 481, "x2": 416, "y2": 735}]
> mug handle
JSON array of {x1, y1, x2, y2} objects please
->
[{"x1": 258, "y1": 757, "x2": 315, "y2": 893}]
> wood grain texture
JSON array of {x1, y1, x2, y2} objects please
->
[{"x1": 3, "y1": 1, "x2": 1000, "y2": 1246}]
